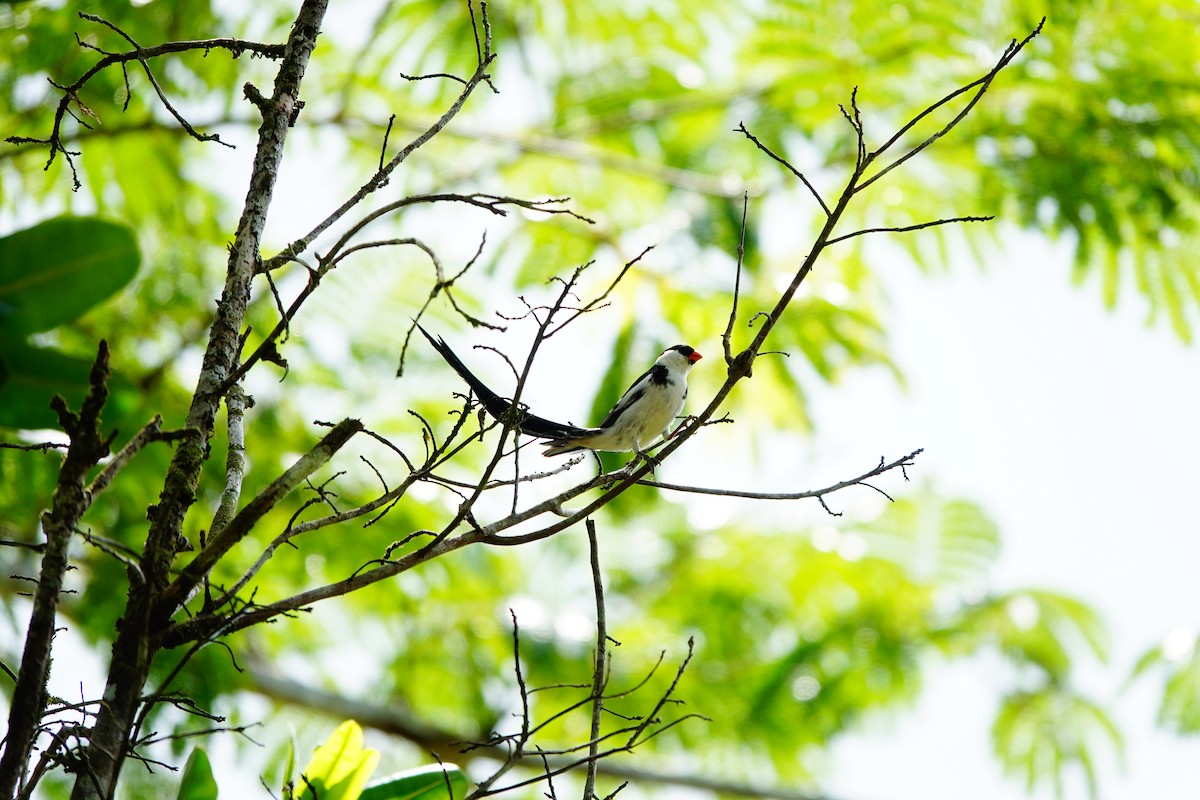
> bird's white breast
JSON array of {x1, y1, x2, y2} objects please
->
[{"x1": 600, "y1": 375, "x2": 685, "y2": 450}]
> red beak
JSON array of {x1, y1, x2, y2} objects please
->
[{"x1": 688, "y1": 351, "x2": 703, "y2": 363}]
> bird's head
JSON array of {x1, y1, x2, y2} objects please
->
[{"x1": 661, "y1": 344, "x2": 703, "y2": 371}]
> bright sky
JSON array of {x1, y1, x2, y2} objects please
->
[{"x1": 813, "y1": 230, "x2": 1200, "y2": 800}]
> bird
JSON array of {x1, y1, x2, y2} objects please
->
[{"x1": 417, "y1": 324, "x2": 702, "y2": 460}]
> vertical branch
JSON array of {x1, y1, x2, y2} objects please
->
[
  {"x1": 208, "y1": 385, "x2": 251, "y2": 540},
  {"x1": 69, "y1": 3, "x2": 330, "y2": 799},
  {"x1": 583, "y1": 519, "x2": 607, "y2": 800},
  {"x1": 471, "y1": 611, "x2": 531, "y2": 797},
  {"x1": 721, "y1": 193, "x2": 750, "y2": 366},
  {"x1": 0, "y1": 343, "x2": 113, "y2": 799}
]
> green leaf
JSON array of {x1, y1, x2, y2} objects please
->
[
  {"x1": 0, "y1": 216, "x2": 139, "y2": 335},
  {"x1": 962, "y1": 590, "x2": 1109, "y2": 677},
  {"x1": 992, "y1": 686, "x2": 1122, "y2": 798},
  {"x1": 360, "y1": 764, "x2": 468, "y2": 800},
  {"x1": 1159, "y1": 650, "x2": 1200, "y2": 734},
  {"x1": 0, "y1": 340, "x2": 99, "y2": 430},
  {"x1": 175, "y1": 747, "x2": 218, "y2": 800},
  {"x1": 854, "y1": 491, "x2": 1000, "y2": 587},
  {"x1": 279, "y1": 735, "x2": 297, "y2": 798},
  {"x1": 1134, "y1": 631, "x2": 1200, "y2": 735},
  {"x1": 296, "y1": 721, "x2": 380, "y2": 800},
  {"x1": 0, "y1": 339, "x2": 138, "y2": 431}
]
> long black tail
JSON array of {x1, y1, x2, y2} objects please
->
[{"x1": 416, "y1": 324, "x2": 590, "y2": 440}]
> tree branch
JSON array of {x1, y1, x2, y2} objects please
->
[
  {"x1": 584, "y1": 519, "x2": 607, "y2": 800},
  {"x1": 735, "y1": 122, "x2": 830, "y2": 216},
  {"x1": 825, "y1": 216, "x2": 993, "y2": 246},
  {"x1": 69, "y1": 4, "x2": 330, "y2": 797},
  {"x1": 156, "y1": 417, "x2": 363, "y2": 623},
  {"x1": 4, "y1": 13, "x2": 284, "y2": 189},
  {"x1": 636, "y1": 449, "x2": 923, "y2": 509},
  {"x1": 259, "y1": 7, "x2": 500, "y2": 274},
  {"x1": 855, "y1": 18, "x2": 1045, "y2": 192},
  {"x1": 0, "y1": 342, "x2": 113, "y2": 799}
]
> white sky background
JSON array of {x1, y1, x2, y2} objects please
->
[{"x1": 813, "y1": 233, "x2": 1200, "y2": 800}]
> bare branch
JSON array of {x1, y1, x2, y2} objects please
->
[
  {"x1": 470, "y1": 610, "x2": 533, "y2": 798},
  {"x1": 5, "y1": 12, "x2": 283, "y2": 187},
  {"x1": 0, "y1": 342, "x2": 113, "y2": 797},
  {"x1": 722, "y1": 193, "x2": 751, "y2": 367},
  {"x1": 260, "y1": 48, "x2": 504, "y2": 273},
  {"x1": 0, "y1": 441, "x2": 68, "y2": 452},
  {"x1": 208, "y1": 385, "x2": 251, "y2": 541},
  {"x1": 81, "y1": 415, "x2": 180, "y2": 505},
  {"x1": 825, "y1": 216, "x2": 993, "y2": 246},
  {"x1": 856, "y1": 18, "x2": 1045, "y2": 192},
  {"x1": 584, "y1": 520, "x2": 607, "y2": 800},
  {"x1": 156, "y1": 417, "x2": 363, "y2": 625},
  {"x1": 635, "y1": 449, "x2": 923, "y2": 505},
  {"x1": 78, "y1": 14, "x2": 235, "y2": 149},
  {"x1": 546, "y1": 247, "x2": 652, "y2": 337},
  {"x1": 735, "y1": 123, "x2": 829, "y2": 216},
  {"x1": 313, "y1": 193, "x2": 593, "y2": 274}
]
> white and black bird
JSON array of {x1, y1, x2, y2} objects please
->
[{"x1": 417, "y1": 324, "x2": 702, "y2": 460}]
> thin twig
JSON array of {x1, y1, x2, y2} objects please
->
[
  {"x1": 82, "y1": 415, "x2": 172, "y2": 503},
  {"x1": 584, "y1": 520, "x2": 607, "y2": 800},
  {"x1": 735, "y1": 123, "x2": 830, "y2": 216},
  {"x1": 545, "y1": 247, "x2": 652, "y2": 337},
  {"x1": 79, "y1": 14, "x2": 234, "y2": 149},
  {"x1": 856, "y1": 18, "x2": 1045, "y2": 192},
  {"x1": 722, "y1": 193, "x2": 750, "y2": 366},
  {"x1": 825, "y1": 216, "x2": 993, "y2": 245},
  {"x1": 0, "y1": 441, "x2": 68, "y2": 452},
  {"x1": 5, "y1": 13, "x2": 282, "y2": 187},
  {"x1": 259, "y1": 49, "x2": 504, "y2": 273},
  {"x1": 634, "y1": 449, "x2": 923, "y2": 505}
]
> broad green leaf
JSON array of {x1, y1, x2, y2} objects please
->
[
  {"x1": 360, "y1": 764, "x2": 468, "y2": 800},
  {"x1": 296, "y1": 721, "x2": 380, "y2": 800},
  {"x1": 0, "y1": 216, "x2": 139, "y2": 335},
  {"x1": 175, "y1": 747, "x2": 218, "y2": 800}
]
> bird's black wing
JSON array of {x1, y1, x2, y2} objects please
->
[
  {"x1": 417, "y1": 324, "x2": 591, "y2": 440},
  {"x1": 594, "y1": 364, "x2": 668, "y2": 428}
]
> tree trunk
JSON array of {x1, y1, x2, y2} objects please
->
[{"x1": 67, "y1": 4, "x2": 328, "y2": 798}]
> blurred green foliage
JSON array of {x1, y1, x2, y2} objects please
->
[
  {"x1": 1, "y1": 0, "x2": 1191, "y2": 798},
  {"x1": 1133, "y1": 632, "x2": 1200, "y2": 736}
]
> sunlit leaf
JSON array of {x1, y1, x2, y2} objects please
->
[{"x1": 296, "y1": 721, "x2": 380, "y2": 800}]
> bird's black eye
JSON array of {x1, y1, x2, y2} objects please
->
[{"x1": 669, "y1": 345, "x2": 693, "y2": 357}]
